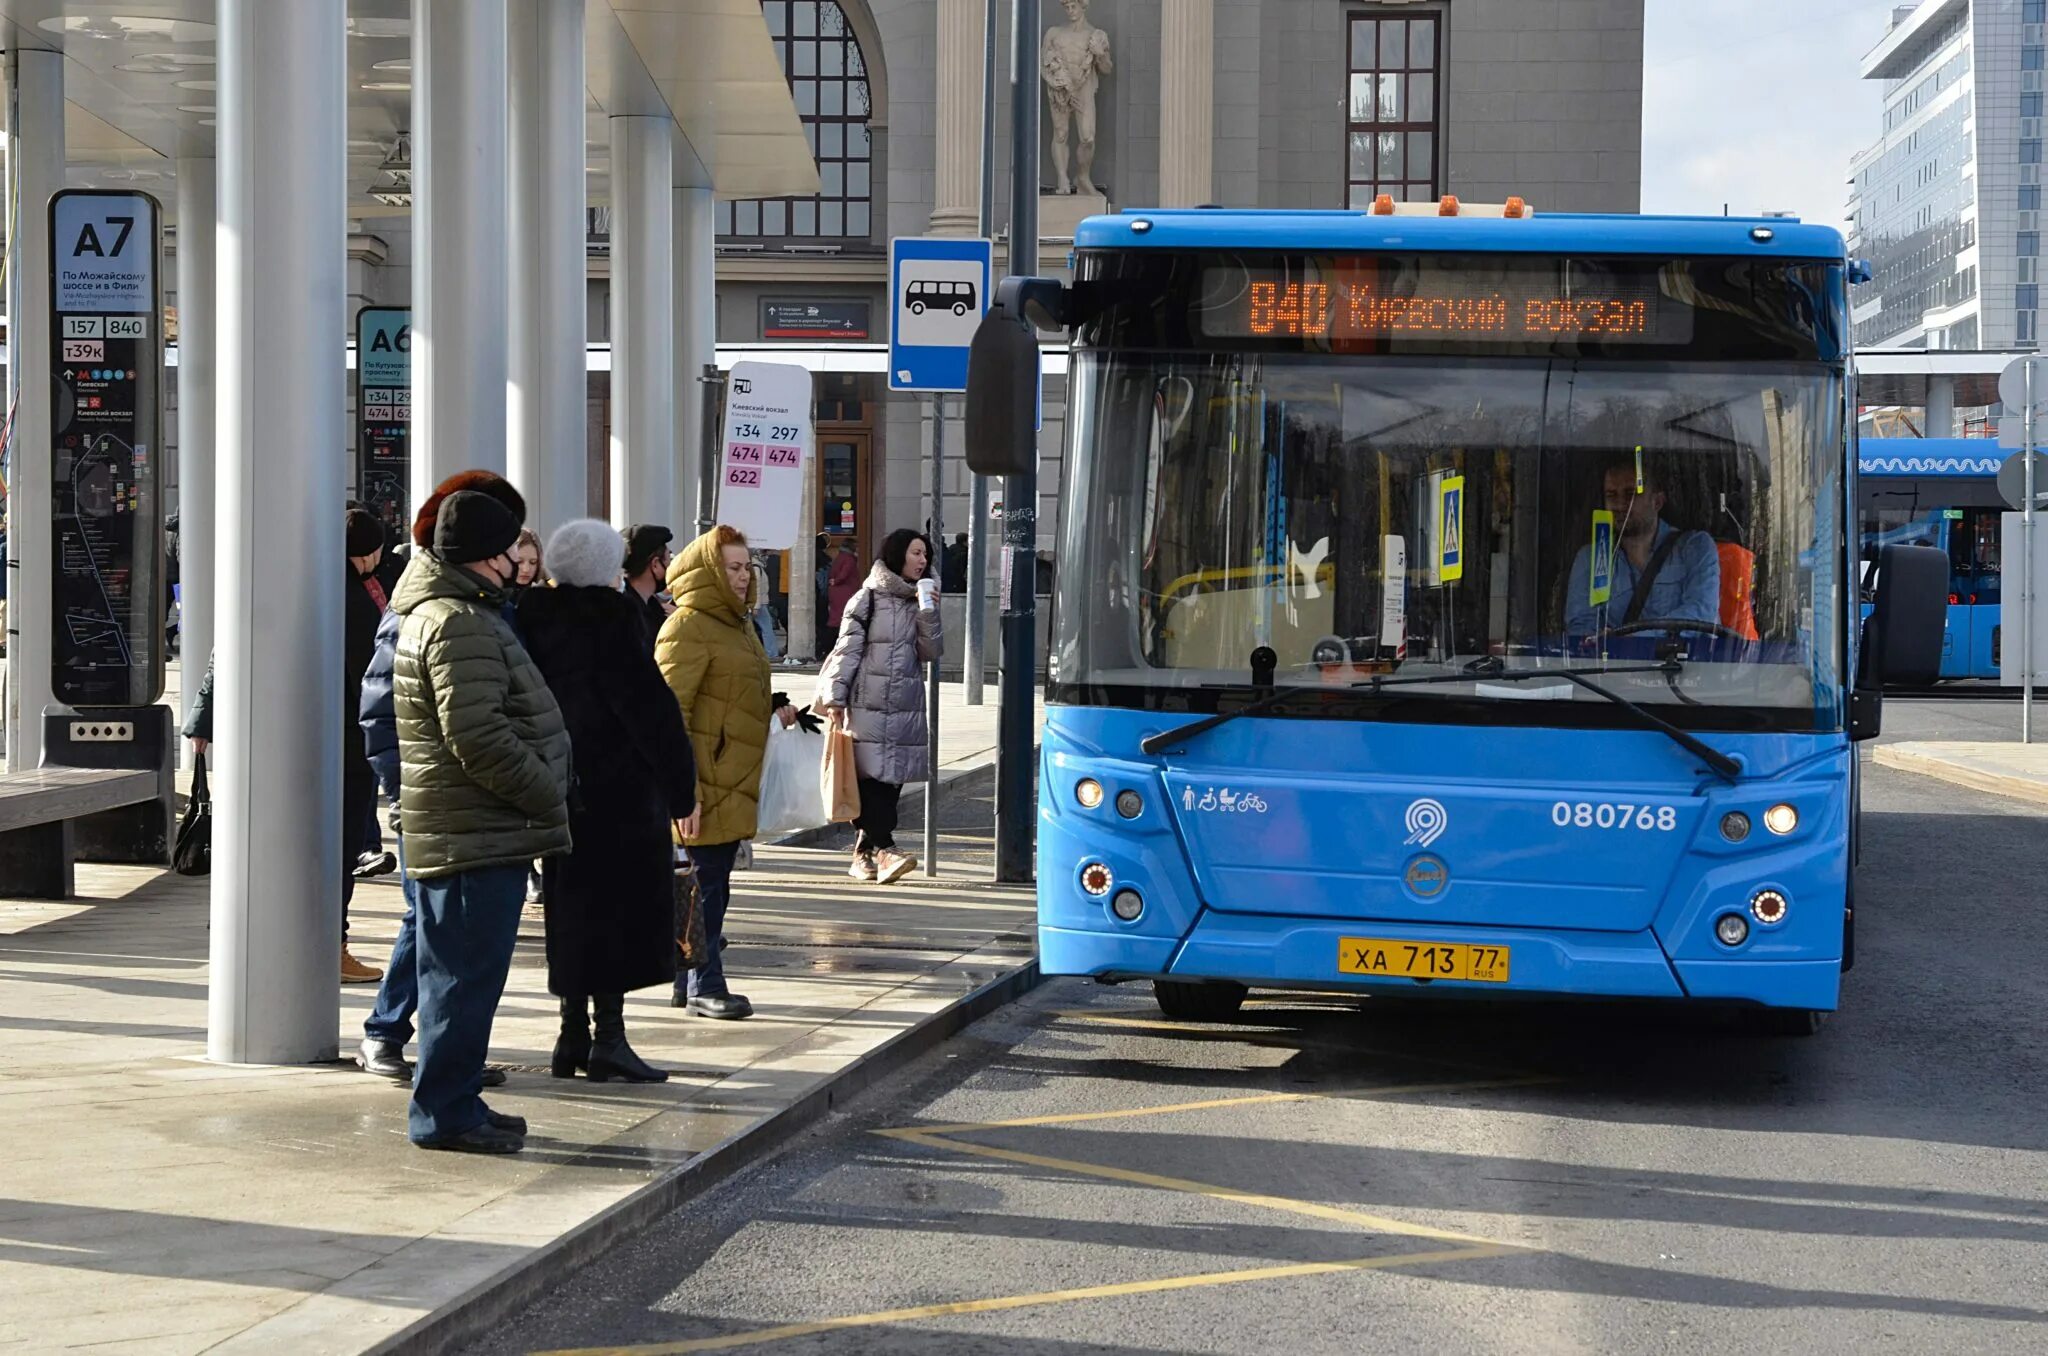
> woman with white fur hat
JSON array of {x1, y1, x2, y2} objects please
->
[{"x1": 517, "y1": 518, "x2": 699, "y2": 1083}]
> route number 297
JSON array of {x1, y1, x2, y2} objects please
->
[{"x1": 1551, "y1": 801, "x2": 1676, "y2": 831}]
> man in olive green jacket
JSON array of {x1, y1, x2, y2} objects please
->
[{"x1": 393, "y1": 491, "x2": 571, "y2": 1154}]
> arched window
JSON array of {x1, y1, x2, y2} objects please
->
[{"x1": 719, "y1": 0, "x2": 874, "y2": 243}]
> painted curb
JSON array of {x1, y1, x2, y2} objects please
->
[
  {"x1": 1872, "y1": 746, "x2": 2048, "y2": 807},
  {"x1": 370, "y1": 953, "x2": 1043, "y2": 1356}
]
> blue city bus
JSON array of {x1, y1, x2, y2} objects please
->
[
  {"x1": 1858, "y1": 438, "x2": 2006, "y2": 681},
  {"x1": 966, "y1": 206, "x2": 1945, "y2": 1036}
]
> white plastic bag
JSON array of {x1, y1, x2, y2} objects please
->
[{"x1": 756, "y1": 720, "x2": 831, "y2": 837}]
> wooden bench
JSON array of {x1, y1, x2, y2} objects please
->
[{"x1": 0, "y1": 768, "x2": 163, "y2": 899}]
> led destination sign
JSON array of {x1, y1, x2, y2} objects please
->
[{"x1": 1200, "y1": 261, "x2": 1695, "y2": 348}]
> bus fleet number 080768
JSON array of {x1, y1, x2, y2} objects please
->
[{"x1": 1551, "y1": 801, "x2": 1678, "y2": 831}]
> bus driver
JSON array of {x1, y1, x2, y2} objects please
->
[{"x1": 1564, "y1": 457, "x2": 1720, "y2": 640}]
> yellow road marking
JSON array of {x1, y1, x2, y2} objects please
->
[
  {"x1": 1047, "y1": 1008, "x2": 1544, "y2": 1080},
  {"x1": 900, "y1": 1075, "x2": 1555, "y2": 1135},
  {"x1": 877, "y1": 1127, "x2": 1519, "y2": 1249},
  {"x1": 529, "y1": 1245, "x2": 1512, "y2": 1355}
]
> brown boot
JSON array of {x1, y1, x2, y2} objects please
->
[
  {"x1": 873, "y1": 849, "x2": 917, "y2": 884},
  {"x1": 340, "y1": 948, "x2": 383, "y2": 984}
]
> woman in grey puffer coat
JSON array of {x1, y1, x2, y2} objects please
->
[{"x1": 815, "y1": 528, "x2": 942, "y2": 884}]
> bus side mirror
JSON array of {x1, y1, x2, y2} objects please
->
[
  {"x1": 965, "y1": 276, "x2": 1065, "y2": 477},
  {"x1": 1858, "y1": 543, "x2": 1947, "y2": 709}
]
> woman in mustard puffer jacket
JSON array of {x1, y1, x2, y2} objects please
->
[{"x1": 655, "y1": 525, "x2": 798, "y2": 1019}]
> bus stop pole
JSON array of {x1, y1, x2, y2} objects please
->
[
  {"x1": 994, "y1": 0, "x2": 1040, "y2": 884},
  {"x1": 926, "y1": 394, "x2": 944, "y2": 875},
  {"x1": 2025, "y1": 357, "x2": 2036, "y2": 745},
  {"x1": 697, "y1": 362, "x2": 721, "y2": 537},
  {"x1": 964, "y1": 0, "x2": 997, "y2": 708}
]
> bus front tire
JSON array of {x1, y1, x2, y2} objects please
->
[{"x1": 1153, "y1": 979, "x2": 1248, "y2": 1021}]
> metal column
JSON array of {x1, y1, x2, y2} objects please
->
[
  {"x1": 413, "y1": 0, "x2": 510, "y2": 508},
  {"x1": 508, "y1": 0, "x2": 587, "y2": 532},
  {"x1": 964, "y1": 0, "x2": 997, "y2": 705},
  {"x1": 608, "y1": 115, "x2": 675, "y2": 530},
  {"x1": 674, "y1": 182, "x2": 716, "y2": 538},
  {"x1": 212, "y1": 0, "x2": 347, "y2": 1064},
  {"x1": 926, "y1": 395, "x2": 945, "y2": 875},
  {"x1": 4, "y1": 47, "x2": 62, "y2": 772},
  {"x1": 2026, "y1": 358, "x2": 2037, "y2": 744},
  {"x1": 175, "y1": 156, "x2": 217, "y2": 754},
  {"x1": 994, "y1": 0, "x2": 1040, "y2": 884}
]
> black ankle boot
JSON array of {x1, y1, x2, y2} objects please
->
[
  {"x1": 587, "y1": 994, "x2": 669, "y2": 1083},
  {"x1": 551, "y1": 995, "x2": 591, "y2": 1078}
]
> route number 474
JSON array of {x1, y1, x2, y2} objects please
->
[{"x1": 1551, "y1": 801, "x2": 1677, "y2": 831}]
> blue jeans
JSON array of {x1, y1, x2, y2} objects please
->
[
  {"x1": 754, "y1": 606, "x2": 781, "y2": 660},
  {"x1": 680, "y1": 841, "x2": 741, "y2": 999},
  {"x1": 363, "y1": 834, "x2": 420, "y2": 1047},
  {"x1": 408, "y1": 863, "x2": 525, "y2": 1144}
]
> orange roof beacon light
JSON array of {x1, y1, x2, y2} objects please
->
[
  {"x1": 1439, "y1": 195, "x2": 1460, "y2": 216},
  {"x1": 1503, "y1": 196, "x2": 1528, "y2": 218},
  {"x1": 1372, "y1": 193, "x2": 1396, "y2": 215},
  {"x1": 1358, "y1": 197, "x2": 1537, "y2": 219}
]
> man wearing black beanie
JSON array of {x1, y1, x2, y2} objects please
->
[
  {"x1": 389, "y1": 490, "x2": 571, "y2": 1153},
  {"x1": 622, "y1": 523, "x2": 674, "y2": 652}
]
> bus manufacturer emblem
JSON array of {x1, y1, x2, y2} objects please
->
[{"x1": 1404, "y1": 854, "x2": 1450, "y2": 898}]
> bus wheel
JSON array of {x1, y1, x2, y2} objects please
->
[
  {"x1": 1740, "y1": 1007, "x2": 1828, "y2": 1038},
  {"x1": 1153, "y1": 979, "x2": 1248, "y2": 1021}
]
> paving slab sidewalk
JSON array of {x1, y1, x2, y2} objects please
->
[
  {"x1": 1871, "y1": 741, "x2": 2048, "y2": 806},
  {"x1": 0, "y1": 763, "x2": 1035, "y2": 1354}
]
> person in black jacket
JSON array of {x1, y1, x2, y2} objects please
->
[
  {"x1": 354, "y1": 470, "x2": 529, "y2": 1083},
  {"x1": 518, "y1": 518, "x2": 699, "y2": 1082},
  {"x1": 340, "y1": 509, "x2": 388, "y2": 985}
]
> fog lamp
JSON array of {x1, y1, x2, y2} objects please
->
[
  {"x1": 1111, "y1": 889, "x2": 1144, "y2": 921},
  {"x1": 1715, "y1": 914, "x2": 1750, "y2": 947},
  {"x1": 1076, "y1": 779, "x2": 1104, "y2": 809},
  {"x1": 1720, "y1": 811, "x2": 1751, "y2": 842},
  {"x1": 1080, "y1": 862, "x2": 1113, "y2": 896},
  {"x1": 1115, "y1": 789, "x2": 1144, "y2": 819},
  {"x1": 1764, "y1": 803, "x2": 1799, "y2": 836},
  {"x1": 1750, "y1": 889, "x2": 1789, "y2": 925}
]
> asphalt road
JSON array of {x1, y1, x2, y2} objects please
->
[{"x1": 473, "y1": 759, "x2": 2048, "y2": 1356}]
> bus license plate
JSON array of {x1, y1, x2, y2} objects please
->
[{"x1": 1338, "y1": 937, "x2": 1511, "y2": 984}]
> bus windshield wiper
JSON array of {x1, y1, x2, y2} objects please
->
[{"x1": 1141, "y1": 657, "x2": 1741, "y2": 782}]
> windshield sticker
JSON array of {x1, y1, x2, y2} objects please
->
[
  {"x1": 1552, "y1": 801, "x2": 1677, "y2": 831},
  {"x1": 1181, "y1": 787, "x2": 1270, "y2": 814},
  {"x1": 1403, "y1": 797, "x2": 1449, "y2": 847},
  {"x1": 1589, "y1": 510, "x2": 1615, "y2": 606},
  {"x1": 1289, "y1": 536, "x2": 1330, "y2": 600},
  {"x1": 1437, "y1": 475, "x2": 1464, "y2": 583}
]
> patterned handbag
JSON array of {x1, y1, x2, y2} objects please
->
[{"x1": 673, "y1": 846, "x2": 710, "y2": 969}]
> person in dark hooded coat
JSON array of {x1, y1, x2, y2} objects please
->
[{"x1": 518, "y1": 518, "x2": 699, "y2": 1083}]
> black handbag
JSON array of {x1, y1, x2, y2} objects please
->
[{"x1": 173, "y1": 751, "x2": 212, "y2": 876}]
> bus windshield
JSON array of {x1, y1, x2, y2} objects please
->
[{"x1": 1053, "y1": 351, "x2": 1846, "y2": 731}]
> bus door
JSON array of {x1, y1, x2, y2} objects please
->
[{"x1": 1956, "y1": 507, "x2": 2003, "y2": 679}]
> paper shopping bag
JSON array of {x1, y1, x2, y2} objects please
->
[{"x1": 821, "y1": 721, "x2": 862, "y2": 823}]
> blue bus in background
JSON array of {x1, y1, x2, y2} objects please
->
[
  {"x1": 1858, "y1": 438, "x2": 2006, "y2": 681},
  {"x1": 964, "y1": 204, "x2": 1945, "y2": 1038}
]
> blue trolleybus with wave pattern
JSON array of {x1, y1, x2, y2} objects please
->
[{"x1": 965, "y1": 205, "x2": 1946, "y2": 1036}]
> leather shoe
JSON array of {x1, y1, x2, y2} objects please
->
[
  {"x1": 483, "y1": 1108, "x2": 527, "y2": 1135},
  {"x1": 352, "y1": 850, "x2": 398, "y2": 879},
  {"x1": 414, "y1": 1123, "x2": 523, "y2": 1155},
  {"x1": 481, "y1": 1067, "x2": 507, "y2": 1087},
  {"x1": 685, "y1": 993, "x2": 753, "y2": 1020},
  {"x1": 355, "y1": 1037, "x2": 411, "y2": 1081}
]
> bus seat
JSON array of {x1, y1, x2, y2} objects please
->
[{"x1": 1716, "y1": 541, "x2": 1759, "y2": 640}]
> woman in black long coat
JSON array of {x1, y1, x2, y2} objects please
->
[{"x1": 518, "y1": 518, "x2": 698, "y2": 1083}]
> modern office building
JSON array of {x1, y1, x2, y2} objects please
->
[{"x1": 1847, "y1": 0, "x2": 2042, "y2": 355}]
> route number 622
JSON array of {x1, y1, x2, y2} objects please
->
[{"x1": 1551, "y1": 801, "x2": 1677, "y2": 831}]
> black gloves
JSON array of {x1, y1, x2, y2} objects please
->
[{"x1": 772, "y1": 690, "x2": 824, "y2": 734}]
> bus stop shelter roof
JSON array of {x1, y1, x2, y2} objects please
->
[
  {"x1": 0, "y1": 0, "x2": 820, "y2": 221},
  {"x1": 1854, "y1": 350, "x2": 2017, "y2": 409}
]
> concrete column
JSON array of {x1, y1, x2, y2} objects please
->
[
  {"x1": 1158, "y1": 0, "x2": 1215, "y2": 208},
  {"x1": 508, "y1": 0, "x2": 588, "y2": 533},
  {"x1": 212, "y1": 0, "x2": 347, "y2": 1064},
  {"x1": 1926, "y1": 375, "x2": 1956, "y2": 440},
  {"x1": 4, "y1": 48, "x2": 62, "y2": 771},
  {"x1": 673, "y1": 181, "x2": 715, "y2": 536},
  {"x1": 929, "y1": 0, "x2": 983, "y2": 235},
  {"x1": 608, "y1": 115, "x2": 674, "y2": 530},
  {"x1": 413, "y1": 0, "x2": 509, "y2": 510},
  {"x1": 174, "y1": 157, "x2": 217, "y2": 750}
]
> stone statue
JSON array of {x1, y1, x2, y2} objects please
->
[{"x1": 1041, "y1": 0, "x2": 1112, "y2": 196}]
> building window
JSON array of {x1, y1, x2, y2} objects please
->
[
  {"x1": 1345, "y1": 9, "x2": 1441, "y2": 208},
  {"x1": 2027, "y1": 140, "x2": 2045, "y2": 165},
  {"x1": 2019, "y1": 285, "x2": 2040, "y2": 312},
  {"x1": 2027, "y1": 45, "x2": 2046, "y2": 72},
  {"x1": 2024, "y1": 232, "x2": 2043, "y2": 257},
  {"x1": 2022, "y1": 312, "x2": 2039, "y2": 344},
  {"x1": 2024, "y1": 186, "x2": 2043, "y2": 211},
  {"x1": 2030, "y1": 0, "x2": 2046, "y2": 22},
  {"x1": 718, "y1": 0, "x2": 874, "y2": 244}
]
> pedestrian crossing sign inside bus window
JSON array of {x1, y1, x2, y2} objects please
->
[
  {"x1": 1590, "y1": 510, "x2": 1614, "y2": 606},
  {"x1": 1437, "y1": 475, "x2": 1464, "y2": 583}
]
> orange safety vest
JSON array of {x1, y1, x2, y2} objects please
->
[{"x1": 1716, "y1": 542, "x2": 1759, "y2": 640}]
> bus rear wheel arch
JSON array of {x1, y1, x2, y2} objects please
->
[{"x1": 1153, "y1": 979, "x2": 1248, "y2": 1021}]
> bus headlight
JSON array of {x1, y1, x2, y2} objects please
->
[
  {"x1": 1720, "y1": 812, "x2": 1751, "y2": 842},
  {"x1": 1115, "y1": 789, "x2": 1144, "y2": 819},
  {"x1": 1764, "y1": 803, "x2": 1799, "y2": 835},
  {"x1": 1715, "y1": 914, "x2": 1750, "y2": 947},
  {"x1": 1111, "y1": 889, "x2": 1144, "y2": 921},
  {"x1": 1076, "y1": 779, "x2": 1104, "y2": 809}
]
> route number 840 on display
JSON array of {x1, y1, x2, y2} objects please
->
[{"x1": 1551, "y1": 801, "x2": 1678, "y2": 831}]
